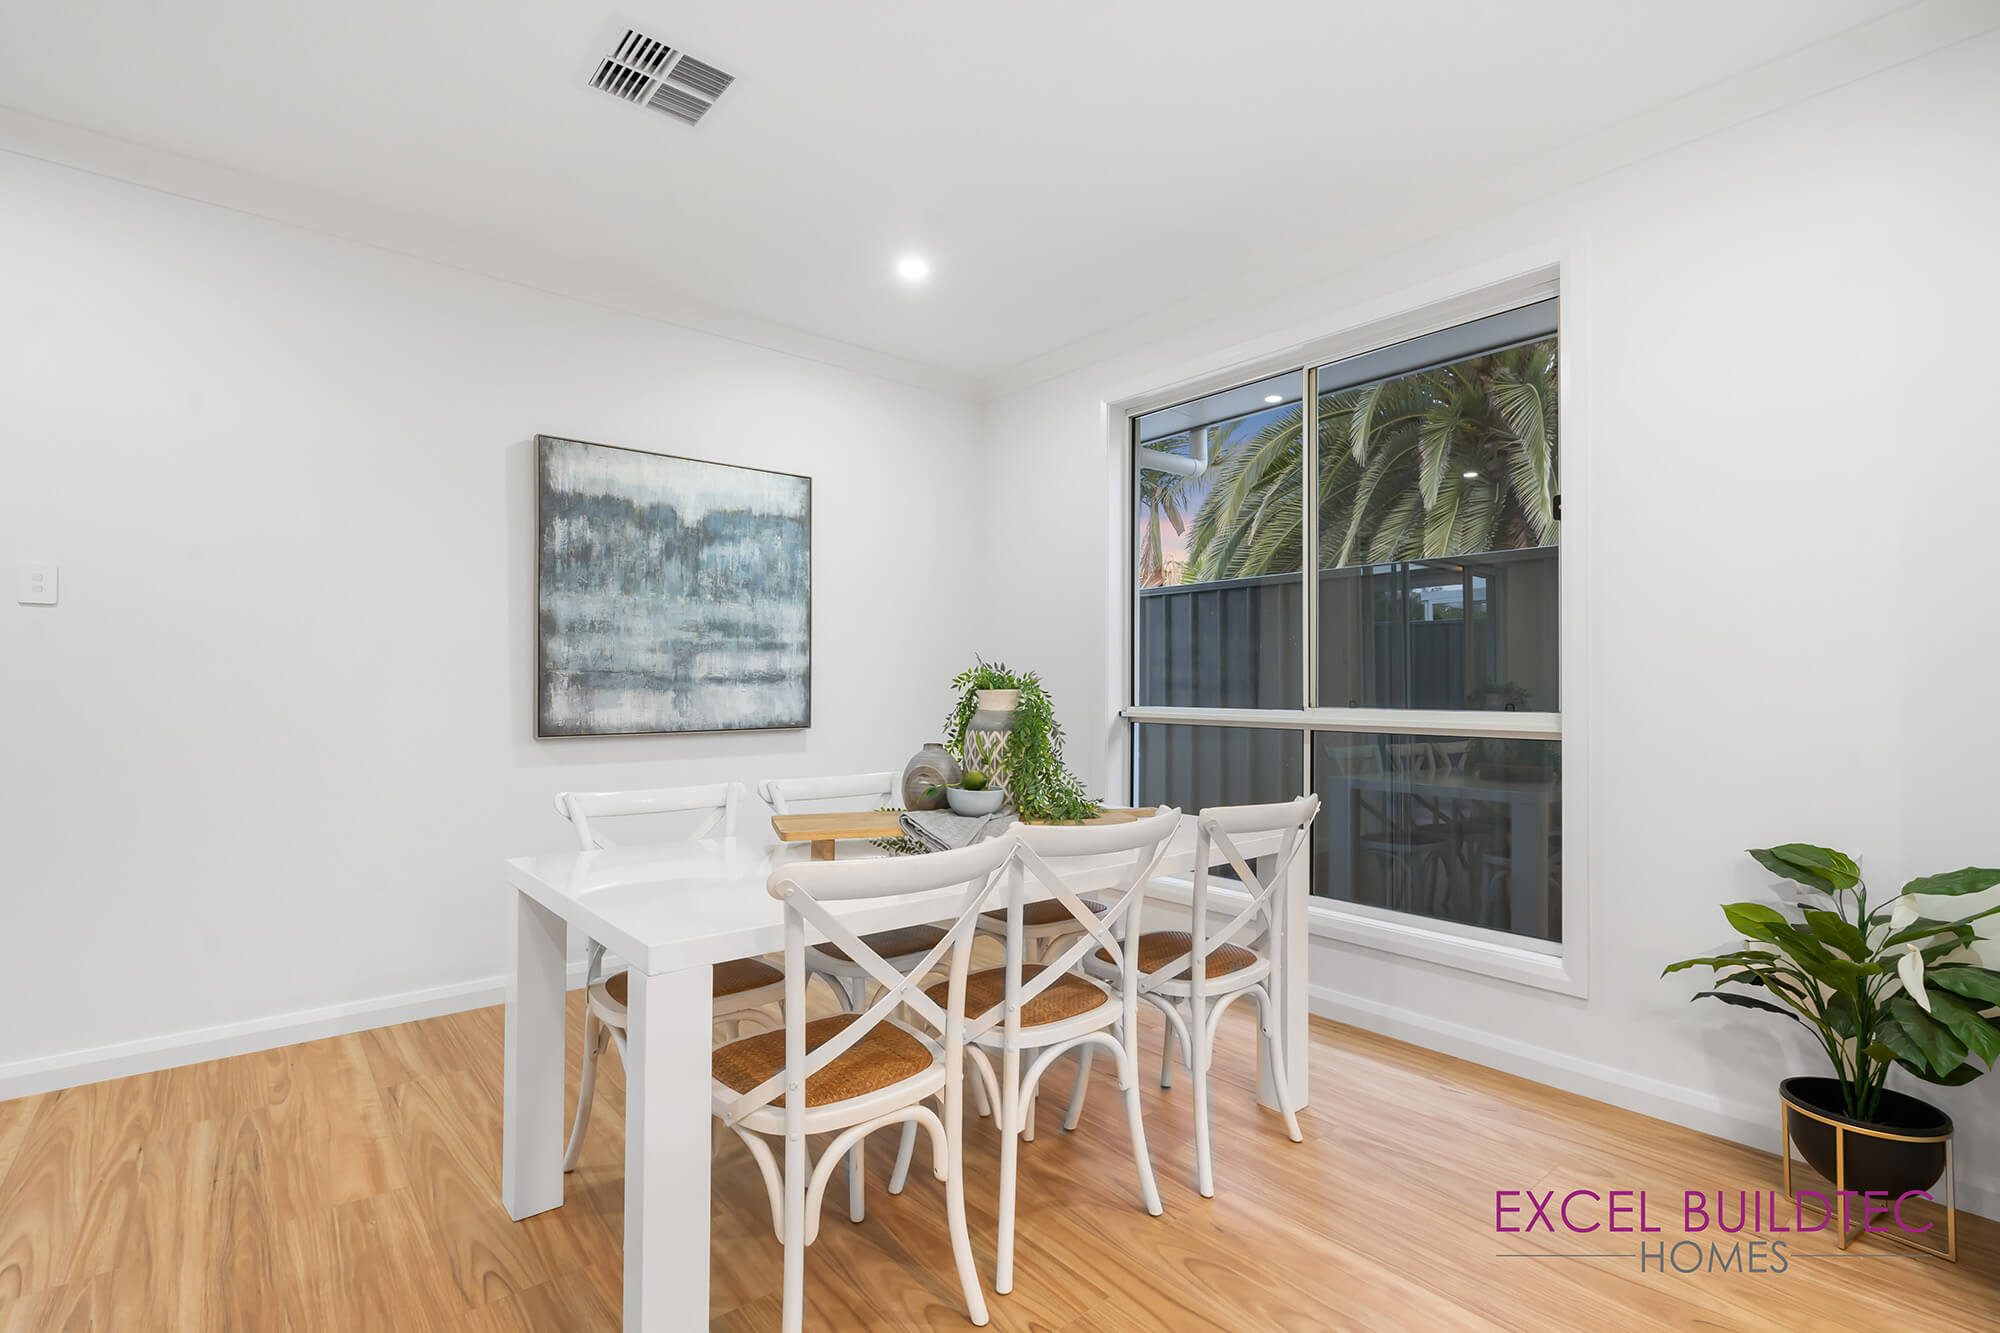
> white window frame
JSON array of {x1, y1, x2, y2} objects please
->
[{"x1": 1114, "y1": 264, "x2": 1588, "y2": 997}]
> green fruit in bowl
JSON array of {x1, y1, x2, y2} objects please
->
[{"x1": 960, "y1": 770, "x2": 990, "y2": 791}]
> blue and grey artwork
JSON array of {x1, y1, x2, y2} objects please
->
[{"x1": 536, "y1": 436, "x2": 811, "y2": 736}]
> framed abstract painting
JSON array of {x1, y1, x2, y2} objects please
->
[{"x1": 535, "y1": 435, "x2": 811, "y2": 736}]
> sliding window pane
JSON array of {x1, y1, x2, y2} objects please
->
[
  {"x1": 1312, "y1": 731, "x2": 1560, "y2": 942},
  {"x1": 1135, "y1": 372, "x2": 1303, "y2": 709},
  {"x1": 1314, "y1": 301, "x2": 1558, "y2": 711},
  {"x1": 1134, "y1": 723, "x2": 1302, "y2": 818}
]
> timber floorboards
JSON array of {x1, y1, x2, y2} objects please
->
[{"x1": 1, "y1": 984, "x2": 1995, "y2": 1330}]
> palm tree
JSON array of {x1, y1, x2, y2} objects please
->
[
  {"x1": 1183, "y1": 338, "x2": 1557, "y2": 580},
  {"x1": 1137, "y1": 432, "x2": 1197, "y2": 587}
]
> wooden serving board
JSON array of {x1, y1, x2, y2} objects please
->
[
  {"x1": 1035, "y1": 808, "x2": 1150, "y2": 826},
  {"x1": 770, "y1": 807, "x2": 1154, "y2": 860}
]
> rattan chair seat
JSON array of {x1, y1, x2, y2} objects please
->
[
  {"x1": 1097, "y1": 930, "x2": 1258, "y2": 980},
  {"x1": 604, "y1": 955, "x2": 781, "y2": 1006},
  {"x1": 924, "y1": 964, "x2": 1113, "y2": 1028},
  {"x1": 981, "y1": 898, "x2": 1109, "y2": 927},
  {"x1": 712, "y1": 1014, "x2": 935, "y2": 1108},
  {"x1": 810, "y1": 924, "x2": 948, "y2": 963}
]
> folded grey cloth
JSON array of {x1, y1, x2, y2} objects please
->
[{"x1": 898, "y1": 808, "x2": 1018, "y2": 853}]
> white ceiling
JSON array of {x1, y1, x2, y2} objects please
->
[{"x1": 0, "y1": 0, "x2": 1914, "y2": 380}]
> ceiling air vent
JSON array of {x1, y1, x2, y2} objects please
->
[{"x1": 588, "y1": 26, "x2": 734, "y2": 126}]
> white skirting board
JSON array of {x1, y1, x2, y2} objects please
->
[
  {"x1": 1309, "y1": 982, "x2": 2000, "y2": 1225},
  {"x1": 0, "y1": 958, "x2": 597, "y2": 1103}
]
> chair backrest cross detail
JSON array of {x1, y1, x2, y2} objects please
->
[
  {"x1": 977, "y1": 808, "x2": 1182, "y2": 1046},
  {"x1": 1166, "y1": 795, "x2": 1319, "y2": 997},
  {"x1": 733, "y1": 838, "x2": 1013, "y2": 1130}
]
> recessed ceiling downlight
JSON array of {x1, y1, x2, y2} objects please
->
[
  {"x1": 895, "y1": 255, "x2": 932, "y2": 284},
  {"x1": 1264, "y1": 395, "x2": 1282, "y2": 404},
  {"x1": 587, "y1": 25, "x2": 736, "y2": 126}
]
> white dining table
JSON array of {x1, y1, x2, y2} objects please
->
[{"x1": 499, "y1": 821, "x2": 1309, "y2": 1332}]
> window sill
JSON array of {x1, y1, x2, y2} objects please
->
[{"x1": 1144, "y1": 876, "x2": 1585, "y2": 997}]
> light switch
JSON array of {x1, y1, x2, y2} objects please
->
[{"x1": 18, "y1": 560, "x2": 57, "y2": 606}]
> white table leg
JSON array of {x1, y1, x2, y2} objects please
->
[
  {"x1": 1256, "y1": 848, "x2": 1310, "y2": 1112},
  {"x1": 503, "y1": 888, "x2": 567, "y2": 1220},
  {"x1": 623, "y1": 963, "x2": 713, "y2": 1333}
]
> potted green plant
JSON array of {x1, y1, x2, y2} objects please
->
[
  {"x1": 943, "y1": 659, "x2": 1097, "y2": 824},
  {"x1": 1665, "y1": 845, "x2": 2000, "y2": 1197}
]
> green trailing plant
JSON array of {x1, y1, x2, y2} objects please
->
[
  {"x1": 1664, "y1": 845, "x2": 2000, "y2": 1122},
  {"x1": 943, "y1": 660, "x2": 1098, "y2": 824}
]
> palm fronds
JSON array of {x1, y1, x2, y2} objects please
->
[{"x1": 1181, "y1": 337, "x2": 1558, "y2": 578}]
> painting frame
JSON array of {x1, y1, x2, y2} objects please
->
[{"x1": 534, "y1": 434, "x2": 813, "y2": 738}]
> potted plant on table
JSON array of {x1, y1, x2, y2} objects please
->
[
  {"x1": 1665, "y1": 845, "x2": 2000, "y2": 1211},
  {"x1": 943, "y1": 659, "x2": 1098, "y2": 824}
]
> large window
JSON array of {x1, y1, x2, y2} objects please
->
[{"x1": 1131, "y1": 298, "x2": 1563, "y2": 954}]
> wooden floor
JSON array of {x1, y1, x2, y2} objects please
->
[{"x1": 2, "y1": 987, "x2": 1996, "y2": 1333}]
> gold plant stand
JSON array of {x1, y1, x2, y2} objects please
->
[{"x1": 1781, "y1": 1096, "x2": 1956, "y2": 1261}]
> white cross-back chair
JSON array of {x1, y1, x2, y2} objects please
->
[
  {"x1": 1077, "y1": 795, "x2": 1316, "y2": 1197},
  {"x1": 718, "y1": 838, "x2": 1010, "y2": 1333},
  {"x1": 893, "y1": 809, "x2": 1180, "y2": 1295},
  {"x1": 758, "y1": 771, "x2": 900, "y2": 819},
  {"x1": 760, "y1": 771, "x2": 952, "y2": 1013},
  {"x1": 554, "y1": 782, "x2": 786, "y2": 1173},
  {"x1": 972, "y1": 873, "x2": 1112, "y2": 966}
]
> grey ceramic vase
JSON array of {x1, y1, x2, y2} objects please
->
[{"x1": 902, "y1": 743, "x2": 962, "y2": 811}]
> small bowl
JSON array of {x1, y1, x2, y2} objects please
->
[{"x1": 945, "y1": 785, "x2": 1006, "y2": 816}]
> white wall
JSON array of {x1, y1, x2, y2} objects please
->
[
  {"x1": 975, "y1": 31, "x2": 2000, "y2": 1213},
  {"x1": 0, "y1": 150, "x2": 978, "y2": 1092}
]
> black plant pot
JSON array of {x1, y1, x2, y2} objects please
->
[{"x1": 1780, "y1": 1076, "x2": 1952, "y2": 1196}]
